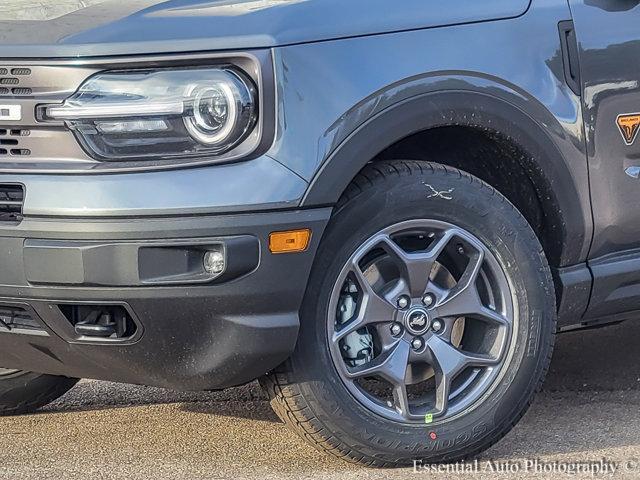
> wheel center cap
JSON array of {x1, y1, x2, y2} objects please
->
[{"x1": 404, "y1": 307, "x2": 431, "y2": 335}]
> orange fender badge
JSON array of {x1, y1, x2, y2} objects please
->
[{"x1": 617, "y1": 113, "x2": 640, "y2": 146}]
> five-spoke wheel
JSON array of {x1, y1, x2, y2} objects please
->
[{"x1": 328, "y1": 219, "x2": 514, "y2": 423}]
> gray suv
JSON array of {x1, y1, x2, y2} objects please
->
[{"x1": 0, "y1": 0, "x2": 637, "y2": 467}]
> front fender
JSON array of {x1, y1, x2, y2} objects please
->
[
  {"x1": 266, "y1": 0, "x2": 590, "y2": 268},
  {"x1": 301, "y1": 85, "x2": 588, "y2": 268}
]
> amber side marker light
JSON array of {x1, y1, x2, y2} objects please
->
[{"x1": 269, "y1": 229, "x2": 311, "y2": 254}]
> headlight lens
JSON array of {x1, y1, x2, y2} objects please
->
[
  {"x1": 185, "y1": 84, "x2": 236, "y2": 146},
  {"x1": 44, "y1": 67, "x2": 257, "y2": 161}
]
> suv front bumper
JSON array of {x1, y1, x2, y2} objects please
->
[{"x1": 0, "y1": 207, "x2": 330, "y2": 390}]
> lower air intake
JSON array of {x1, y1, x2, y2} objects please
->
[
  {"x1": 0, "y1": 305, "x2": 45, "y2": 334},
  {"x1": 0, "y1": 184, "x2": 24, "y2": 223}
]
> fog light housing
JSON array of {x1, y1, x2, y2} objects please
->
[{"x1": 203, "y1": 249, "x2": 226, "y2": 275}]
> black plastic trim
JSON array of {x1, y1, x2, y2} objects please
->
[
  {"x1": 0, "y1": 207, "x2": 331, "y2": 390},
  {"x1": 24, "y1": 235, "x2": 259, "y2": 287},
  {"x1": 558, "y1": 21, "x2": 581, "y2": 97},
  {"x1": 301, "y1": 90, "x2": 588, "y2": 267},
  {"x1": 52, "y1": 300, "x2": 143, "y2": 346},
  {"x1": 553, "y1": 263, "x2": 592, "y2": 328},
  {"x1": 585, "y1": 248, "x2": 640, "y2": 320}
]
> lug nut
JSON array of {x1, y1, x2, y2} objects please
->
[
  {"x1": 422, "y1": 293, "x2": 436, "y2": 307},
  {"x1": 431, "y1": 319, "x2": 444, "y2": 333},
  {"x1": 411, "y1": 337, "x2": 424, "y2": 351},
  {"x1": 390, "y1": 323, "x2": 403, "y2": 336},
  {"x1": 397, "y1": 295, "x2": 410, "y2": 309}
]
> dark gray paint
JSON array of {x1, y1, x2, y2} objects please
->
[
  {"x1": 568, "y1": 0, "x2": 640, "y2": 319},
  {"x1": 270, "y1": 0, "x2": 590, "y2": 267},
  {"x1": 569, "y1": 0, "x2": 640, "y2": 258},
  {"x1": 0, "y1": 0, "x2": 530, "y2": 58},
  {"x1": 9, "y1": 156, "x2": 306, "y2": 216},
  {"x1": 1, "y1": 0, "x2": 592, "y2": 269}
]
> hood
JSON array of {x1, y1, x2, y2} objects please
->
[{"x1": 0, "y1": 0, "x2": 531, "y2": 58}]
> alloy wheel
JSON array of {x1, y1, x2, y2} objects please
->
[{"x1": 327, "y1": 219, "x2": 515, "y2": 424}]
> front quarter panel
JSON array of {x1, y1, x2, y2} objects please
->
[
  {"x1": 269, "y1": 0, "x2": 591, "y2": 267},
  {"x1": 0, "y1": 0, "x2": 531, "y2": 57}
]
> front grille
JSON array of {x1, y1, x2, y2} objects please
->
[
  {"x1": 0, "y1": 128, "x2": 31, "y2": 157},
  {"x1": 0, "y1": 305, "x2": 44, "y2": 333},
  {"x1": 0, "y1": 68, "x2": 32, "y2": 97},
  {"x1": 0, "y1": 64, "x2": 96, "y2": 166},
  {"x1": 0, "y1": 184, "x2": 24, "y2": 223}
]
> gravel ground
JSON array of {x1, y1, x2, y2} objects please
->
[{"x1": 1, "y1": 320, "x2": 640, "y2": 479}]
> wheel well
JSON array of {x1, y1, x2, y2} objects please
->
[{"x1": 373, "y1": 125, "x2": 563, "y2": 266}]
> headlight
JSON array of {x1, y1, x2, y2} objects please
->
[{"x1": 44, "y1": 67, "x2": 257, "y2": 161}]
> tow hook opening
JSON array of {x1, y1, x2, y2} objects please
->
[{"x1": 59, "y1": 304, "x2": 138, "y2": 340}]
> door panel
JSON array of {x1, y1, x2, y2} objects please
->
[
  {"x1": 571, "y1": 0, "x2": 640, "y2": 257},
  {"x1": 570, "y1": 0, "x2": 640, "y2": 317}
]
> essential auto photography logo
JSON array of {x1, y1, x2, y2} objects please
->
[{"x1": 413, "y1": 458, "x2": 638, "y2": 476}]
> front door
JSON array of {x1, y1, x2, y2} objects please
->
[{"x1": 570, "y1": 0, "x2": 640, "y2": 317}]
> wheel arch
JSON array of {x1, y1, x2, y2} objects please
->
[{"x1": 300, "y1": 89, "x2": 588, "y2": 269}]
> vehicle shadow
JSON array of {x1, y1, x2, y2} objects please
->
[{"x1": 44, "y1": 378, "x2": 280, "y2": 423}]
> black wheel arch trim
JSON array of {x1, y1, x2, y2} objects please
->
[{"x1": 300, "y1": 89, "x2": 589, "y2": 268}]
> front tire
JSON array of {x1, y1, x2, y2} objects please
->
[
  {"x1": 261, "y1": 161, "x2": 556, "y2": 466},
  {"x1": 0, "y1": 369, "x2": 78, "y2": 415}
]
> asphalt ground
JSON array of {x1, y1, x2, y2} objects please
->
[{"x1": 1, "y1": 320, "x2": 639, "y2": 479}]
